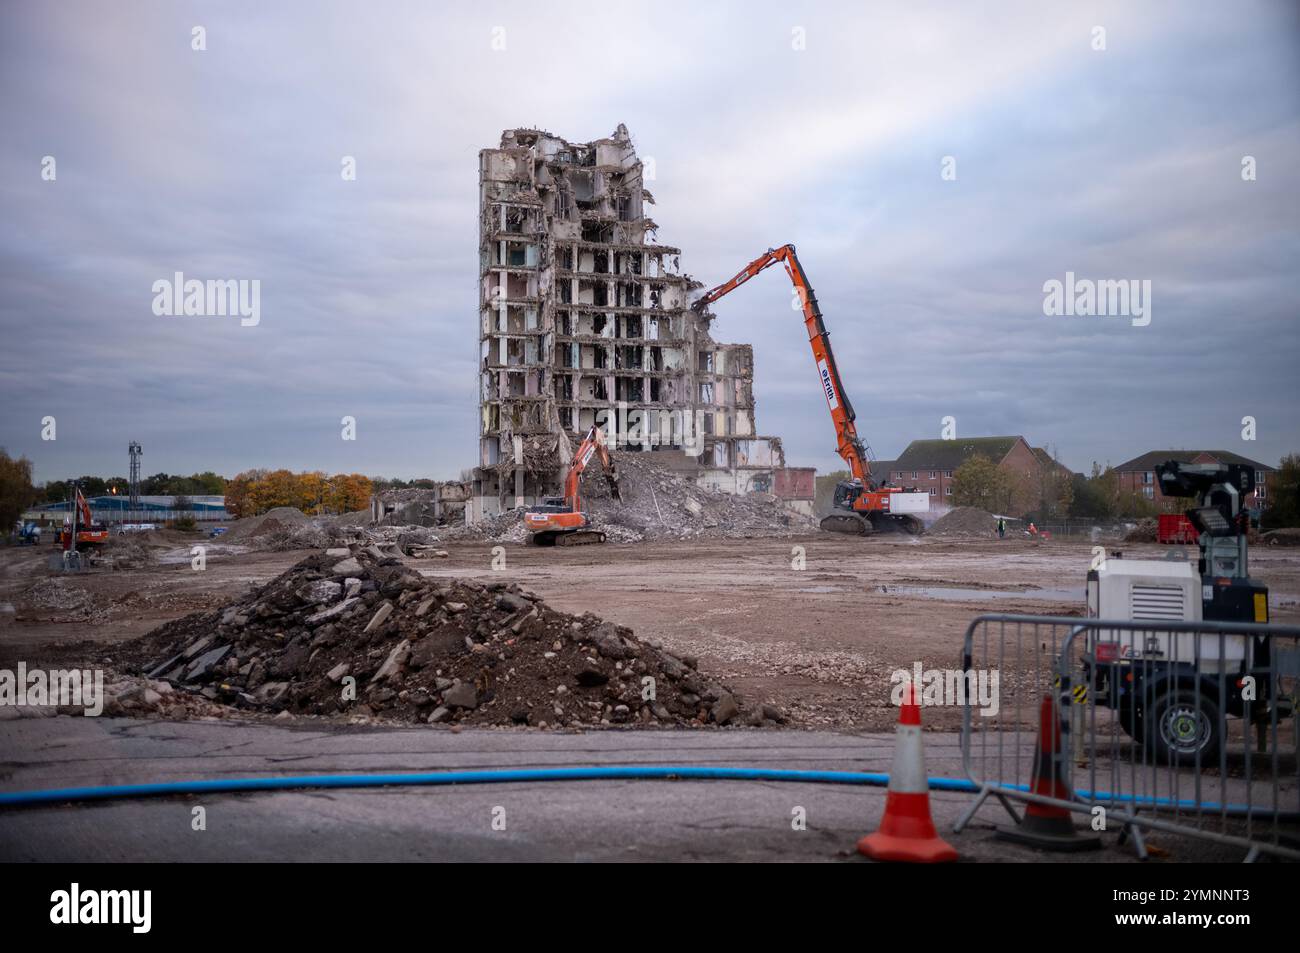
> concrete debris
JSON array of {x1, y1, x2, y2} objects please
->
[
  {"x1": 1124, "y1": 518, "x2": 1158, "y2": 542},
  {"x1": 99, "y1": 534, "x2": 158, "y2": 569},
  {"x1": 446, "y1": 451, "x2": 814, "y2": 544},
  {"x1": 117, "y1": 547, "x2": 781, "y2": 729}
]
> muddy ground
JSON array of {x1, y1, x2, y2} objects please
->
[{"x1": 4, "y1": 533, "x2": 1298, "y2": 732}]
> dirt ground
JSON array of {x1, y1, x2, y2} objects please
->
[{"x1": 4, "y1": 533, "x2": 1298, "y2": 732}]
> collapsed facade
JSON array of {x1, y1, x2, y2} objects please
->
[{"x1": 471, "y1": 124, "x2": 805, "y2": 519}]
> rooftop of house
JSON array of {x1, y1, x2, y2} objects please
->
[
  {"x1": 893, "y1": 436, "x2": 1024, "y2": 472},
  {"x1": 868, "y1": 459, "x2": 897, "y2": 481},
  {"x1": 1113, "y1": 450, "x2": 1276, "y2": 472}
]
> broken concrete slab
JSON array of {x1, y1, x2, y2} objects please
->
[
  {"x1": 305, "y1": 596, "x2": 359, "y2": 626},
  {"x1": 442, "y1": 681, "x2": 478, "y2": 710},
  {"x1": 363, "y1": 601, "x2": 394, "y2": 634},
  {"x1": 185, "y1": 645, "x2": 231, "y2": 682}
]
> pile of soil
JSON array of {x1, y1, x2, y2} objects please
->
[
  {"x1": 1261, "y1": 527, "x2": 1300, "y2": 546},
  {"x1": 447, "y1": 452, "x2": 815, "y2": 544},
  {"x1": 117, "y1": 545, "x2": 780, "y2": 729},
  {"x1": 927, "y1": 506, "x2": 997, "y2": 537},
  {"x1": 220, "y1": 507, "x2": 312, "y2": 542}
]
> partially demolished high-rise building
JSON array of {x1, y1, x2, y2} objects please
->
[{"x1": 472, "y1": 124, "x2": 803, "y2": 519}]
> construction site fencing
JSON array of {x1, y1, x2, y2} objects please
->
[
  {"x1": 956, "y1": 613, "x2": 1300, "y2": 861},
  {"x1": 1029, "y1": 518, "x2": 1130, "y2": 539}
]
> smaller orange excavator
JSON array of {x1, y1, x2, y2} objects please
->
[
  {"x1": 523, "y1": 426, "x2": 621, "y2": 546},
  {"x1": 58, "y1": 487, "x2": 109, "y2": 550}
]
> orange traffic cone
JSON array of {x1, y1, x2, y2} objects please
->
[
  {"x1": 857, "y1": 681, "x2": 958, "y2": 863},
  {"x1": 996, "y1": 694, "x2": 1100, "y2": 852}
]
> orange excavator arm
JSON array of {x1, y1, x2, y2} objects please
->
[
  {"x1": 692, "y1": 244, "x2": 874, "y2": 487},
  {"x1": 524, "y1": 426, "x2": 620, "y2": 546},
  {"x1": 76, "y1": 488, "x2": 95, "y2": 527},
  {"x1": 563, "y1": 425, "x2": 620, "y2": 513}
]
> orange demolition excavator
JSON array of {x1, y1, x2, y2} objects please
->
[
  {"x1": 691, "y1": 244, "x2": 927, "y2": 536},
  {"x1": 58, "y1": 487, "x2": 110, "y2": 550},
  {"x1": 523, "y1": 425, "x2": 621, "y2": 546}
]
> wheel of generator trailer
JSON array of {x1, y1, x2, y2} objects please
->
[
  {"x1": 900, "y1": 515, "x2": 924, "y2": 535},
  {"x1": 1147, "y1": 688, "x2": 1221, "y2": 766}
]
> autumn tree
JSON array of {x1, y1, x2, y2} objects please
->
[
  {"x1": 0, "y1": 449, "x2": 36, "y2": 532},
  {"x1": 224, "y1": 469, "x2": 372, "y2": 517},
  {"x1": 331, "y1": 473, "x2": 372, "y2": 514},
  {"x1": 952, "y1": 454, "x2": 1013, "y2": 513}
]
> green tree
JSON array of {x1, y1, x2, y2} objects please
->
[
  {"x1": 76, "y1": 475, "x2": 108, "y2": 496},
  {"x1": 41, "y1": 479, "x2": 69, "y2": 504},
  {"x1": 1262, "y1": 454, "x2": 1299, "y2": 529},
  {"x1": 0, "y1": 449, "x2": 37, "y2": 532},
  {"x1": 141, "y1": 472, "x2": 172, "y2": 495},
  {"x1": 815, "y1": 469, "x2": 851, "y2": 515},
  {"x1": 952, "y1": 454, "x2": 1013, "y2": 512},
  {"x1": 1032, "y1": 448, "x2": 1074, "y2": 520},
  {"x1": 192, "y1": 471, "x2": 227, "y2": 495},
  {"x1": 1069, "y1": 463, "x2": 1124, "y2": 520}
]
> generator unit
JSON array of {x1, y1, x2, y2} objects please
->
[{"x1": 1081, "y1": 460, "x2": 1287, "y2": 763}]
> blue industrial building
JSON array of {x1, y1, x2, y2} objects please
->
[{"x1": 24, "y1": 495, "x2": 229, "y2": 524}]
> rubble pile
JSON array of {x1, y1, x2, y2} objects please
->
[
  {"x1": 1262, "y1": 528, "x2": 1300, "y2": 547},
  {"x1": 26, "y1": 577, "x2": 96, "y2": 613},
  {"x1": 926, "y1": 506, "x2": 997, "y2": 537},
  {"x1": 219, "y1": 506, "x2": 312, "y2": 542},
  {"x1": 99, "y1": 534, "x2": 158, "y2": 569},
  {"x1": 449, "y1": 452, "x2": 815, "y2": 543},
  {"x1": 442, "y1": 511, "x2": 528, "y2": 545},
  {"x1": 22, "y1": 577, "x2": 112, "y2": 624},
  {"x1": 581, "y1": 452, "x2": 816, "y2": 541},
  {"x1": 221, "y1": 507, "x2": 367, "y2": 552},
  {"x1": 259, "y1": 523, "x2": 332, "y2": 552},
  {"x1": 1124, "y1": 518, "x2": 1158, "y2": 542},
  {"x1": 120, "y1": 546, "x2": 779, "y2": 728}
]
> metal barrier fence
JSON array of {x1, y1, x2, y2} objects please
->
[
  {"x1": 1032, "y1": 519, "x2": 1131, "y2": 539},
  {"x1": 956, "y1": 613, "x2": 1300, "y2": 861}
]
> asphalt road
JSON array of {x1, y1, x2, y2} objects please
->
[{"x1": 0, "y1": 716, "x2": 1251, "y2": 861}]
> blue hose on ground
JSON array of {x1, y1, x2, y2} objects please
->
[{"x1": 0, "y1": 765, "x2": 1289, "y2": 818}]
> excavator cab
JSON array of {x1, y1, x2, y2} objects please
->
[{"x1": 832, "y1": 479, "x2": 864, "y2": 508}]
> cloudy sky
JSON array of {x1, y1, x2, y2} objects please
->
[{"x1": 1, "y1": 1, "x2": 1297, "y2": 484}]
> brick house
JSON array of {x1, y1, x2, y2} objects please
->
[
  {"x1": 882, "y1": 436, "x2": 1067, "y2": 515},
  {"x1": 866, "y1": 459, "x2": 896, "y2": 487},
  {"x1": 1114, "y1": 450, "x2": 1276, "y2": 513}
]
